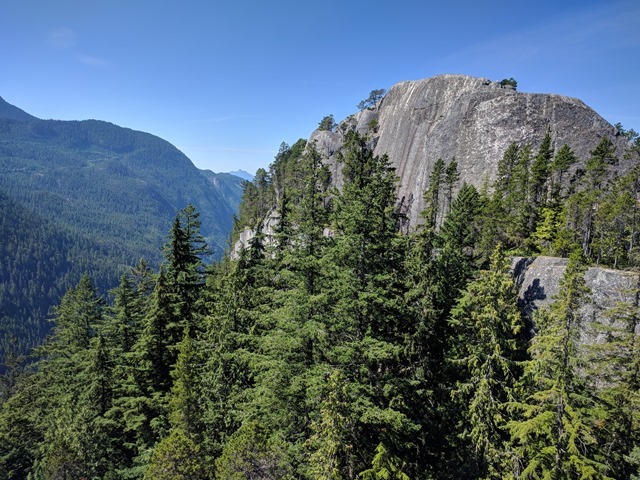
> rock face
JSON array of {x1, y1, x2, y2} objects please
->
[
  {"x1": 311, "y1": 74, "x2": 633, "y2": 226},
  {"x1": 512, "y1": 256, "x2": 640, "y2": 336}
]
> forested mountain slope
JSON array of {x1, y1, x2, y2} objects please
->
[
  {"x1": 2, "y1": 127, "x2": 639, "y2": 479},
  {"x1": 0, "y1": 190, "x2": 125, "y2": 353},
  {"x1": 0, "y1": 96, "x2": 244, "y2": 355},
  {"x1": 1, "y1": 78, "x2": 640, "y2": 479}
]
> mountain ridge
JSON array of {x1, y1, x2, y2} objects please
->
[
  {"x1": 0, "y1": 97, "x2": 245, "y2": 353},
  {"x1": 0, "y1": 96, "x2": 38, "y2": 122}
]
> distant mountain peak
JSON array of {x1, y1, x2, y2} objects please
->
[
  {"x1": 227, "y1": 169, "x2": 254, "y2": 181},
  {"x1": 0, "y1": 96, "x2": 38, "y2": 122}
]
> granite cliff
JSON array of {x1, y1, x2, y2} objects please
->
[
  {"x1": 513, "y1": 256, "x2": 640, "y2": 337},
  {"x1": 310, "y1": 74, "x2": 634, "y2": 226}
]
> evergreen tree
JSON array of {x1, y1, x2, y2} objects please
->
[
  {"x1": 27, "y1": 275, "x2": 124, "y2": 479},
  {"x1": 145, "y1": 332, "x2": 209, "y2": 479},
  {"x1": 144, "y1": 429, "x2": 208, "y2": 480},
  {"x1": 237, "y1": 142, "x2": 333, "y2": 458},
  {"x1": 306, "y1": 370, "x2": 354, "y2": 480},
  {"x1": 444, "y1": 157, "x2": 460, "y2": 217},
  {"x1": 164, "y1": 204, "x2": 209, "y2": 336},
  {"x1": 168, "y1": 331, "x2": 202, "y2": 437},
  {"x1": 437, "y1": 183, "x2": 480, "y2": 303},
  {"x1": 586, "y1": 281, "x2": 640, "y2": 478},
  {"x1": 106, "y1": 273, "x2": 140, "y2": 356},
  {"x1": 549, "y1": 144, "x2": 577, "y2": 205},
  {"x1": 0, "y1": 368, "x2": 43, "y2": 479},
  {"x1": 137, "y1": 268, "x2": 176, "y2": 395},
  {"x1": 324, "y1": 130, "x2": 417, "y2": 476},
  {"x1": 214, "y1": 422, "x2": 294, "y2": 480},
  {"x1": 200, "y1": 244, "x2": 270, "y2": 463},
  {"x1": 424, "y1": 158, "x2": 446, "y2": 229},
  {"x1": 449, "y1": 245, "x2": 524, "y2": 478},
  {"x1": 495, "y1": 143, "x2": 520, "y2": 197},
  {"x1": 358, "y1": 443, "x2": 411, "y2": 480},
  {"x1": 508, "y1": 253, "x2": 611, "y2": 479},
  {"x1": 528, "y1": 131, "x2": 554, "y2": 231}
]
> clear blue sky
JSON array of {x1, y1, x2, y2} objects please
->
[{"x1": 1, "y1": 0, "x2": 638, "y2": 174}]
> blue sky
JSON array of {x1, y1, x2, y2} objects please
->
[{"x1": 1, "y1": 0, "x2": 638, "y2": 174}]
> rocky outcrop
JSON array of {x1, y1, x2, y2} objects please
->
[
  {"x1": 512, "y1": 256, "x2": 640, "y2": 336},
  {"x1": 311, "y1": 74, "x2": 634, "y2": 226},
  {"x1": 232, "y1": 209, "x2": 280, "y2": 258}
]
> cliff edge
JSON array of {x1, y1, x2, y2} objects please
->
[{"x1": 311, "y1": 74, "x2": 633, "y2": 226}]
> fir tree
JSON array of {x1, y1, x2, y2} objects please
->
[
  {"x1": 307, "y1": 370, "x2": 354, "y2": 480},
  {"x1": 586, "y1": 280, "x2": 640, "y2": 478},
  {"x1": 325, "y1": 130, "x2": 417, "y2": 475},
  {"x1": 449, "y1": 245, "x2": 524, "y2": 478},
  {"x1": 444, "y1": 157, "x2": 460, "y2": 217},
  {"x1": 508, "y1": 252, "x2": 611, "y2": 479},
  {"x1": 424, "y1": 158, "x2": 446, "y2": 229},
  {"x1": 528, "y1": 131, "x2": 554, "y2": 232}
]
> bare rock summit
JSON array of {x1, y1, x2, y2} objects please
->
[{"x1": 311, "y1": 74, "x2": 632, "y2": 226}]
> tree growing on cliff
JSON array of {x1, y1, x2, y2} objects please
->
[
  {"x1": 318, "y1": 114, "x2": 337, "y2": 131},
  {"x1": 499, "y1": 78, "x2": 518, "y2": 90},
  {"x1": 357, "y1": 89, "x2": 386, "y2": 110}
]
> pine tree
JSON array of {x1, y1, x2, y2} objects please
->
[
  {"x1": 144, "y1": 429, "x2": 208, "y2": 480},
  {"x1": 106, "y1": 273, "x2": 139, "y2": 356},
  {"x1": 586, "y1": 279, "x2": 640, "y2": 478},
  {"x1": 496, "y1": 143, "x2": 520, "y2": 196},
  {"x1": 437, "y1": 183, "x2": 480, "y2": 305},
  {"x1": 507, "y1": 253, "x2": 611, "y2": 479},
  {"x1": 26, "y1": 275, "x2": 125, "y2": 479},
  {"x1": 562, "y1": 138, "x2": 617, "y2": 259},
  {"x1": 169, "y1": 331, "x2": 202, "y2": 437},
  {"x1": 237, "y1": 141, "x2": 333, "y2": 455},
  {"x1": 200, "y1": 245, "x2": 271, "y2": 463},
  {"x1": 549, "y1": 144, "x2": 577, "y2": 205},
  {"x1": 104, "y1": 262, "x2": 157, "y2": 478},
  {"x1": 163, "y1": 204, "x2": 209, "y2": 336},
  {"x1": 323, "y1": 130, "x2": 417, "y2": 475},
  {"x1": 358, "y1": 443, "x2": 411, "y2": 480},
  {"x1": 449, "y1": 245, "x2": 524, "y2": 478},
  {"x1": 528, "y1": 132, "x2": 554, "y2": 232},
  {"x1": 137, "y1": 268, "x2": 176, "y2": 395},
  {"x1": 444, "y1": 157, "x2": 460, "y2": 217},
  {"x1": 307, "y1": 370, "x2": 354, "y2": 480},
  {"x1": 424, "y1": 158, "x2": 446, "y2": 229},
  {"x1": 585, "y1": 137, "x2": 616, "y2": 191},
  {"x1": 214, "y1": 421, "x2": 293, "y2": 480},
  {"x1": 145, "y1": 331, "x2": 209, "y2": 479}
]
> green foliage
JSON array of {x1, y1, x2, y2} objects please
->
[
  {"x1": 307, "y1": 370, "x2": 353, "y2": 480},
  {"x1": 449, "y1": 246, "x2": 525, "y2": 478},
  {"x1": 423, "y1": 158, "x2": 446, "y2": 229},
  {"x1": 585, "y1": 286, "x2": 640, "y2": 478},
  {"x1": 358, "y1": 443, "x2": 411, "y2": 480},
  {"x1": 499, "y1": 78, "x2": 518, "y2": 90},
  {"x1": 627, "y1": 446, "x2": 640, "y2": 480},
  {"x1": 507, "y1": 253, "x2": 612, "y2": 479},
  {"x1": 144, "y1": 429, "x2": 208, "y2": 480},
  {"x1": 357, "y1": 89, "x2": 386, "y2": 110},
  {"x1": 215, "y1": 422, "x2": 294, "y2": 480},
  {"x1": 318, "y1": 114, "x2": 338, "y2": 132},
  {"x1": 0, "y1": 110, "x2": 243, "y2": 361},
  {"x1": 3, "y1": 128, "x2": 640, "y2": 479}
]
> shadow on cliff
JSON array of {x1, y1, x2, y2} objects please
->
[{"x1": 518, "y1": 278, "x2": 546, "y2": 337}]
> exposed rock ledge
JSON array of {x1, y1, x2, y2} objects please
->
[{"x1": 512, "y1": 256, "x2": 640, "y2": 335}]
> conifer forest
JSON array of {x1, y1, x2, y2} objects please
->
[{"x1": 2, "y1": 129, "x2": 640, "y2": 479}]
